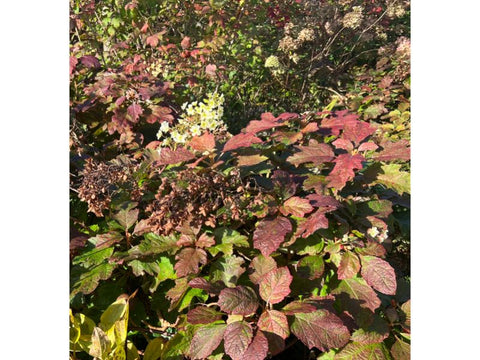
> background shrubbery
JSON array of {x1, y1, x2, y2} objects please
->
[{"x1": 70, "y1": 1, "x2": 410, "y2": 359}]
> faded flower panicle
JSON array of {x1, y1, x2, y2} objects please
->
[
  {"x1": 278, "y1": 36, "x2": 300, "y2": 52},
  {"x1": 297, "y1": 28, "x2": 315, "y2": 42},
  {"x1": 157, "y1": 92, "x2": 227, "y2": 147},
  {"x1": 342, "y1": 6, "x2": 364, "y2": 29},
  {"x1": 265, "y1": 55, "x2": 281, "y2": 68},
  {"x1": 386, "y1": 3, "x2": 406, "y2": 18}
]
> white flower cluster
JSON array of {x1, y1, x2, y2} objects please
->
[
  {"x1": 342, "y1": 6, "x2": 364, "y2": 29},
  {"x1": 367, "y1": 226, "x2": 389, "y2": 243},
  {"x1": 156, "y1": 92, "x2": 226, "y2": 147}
]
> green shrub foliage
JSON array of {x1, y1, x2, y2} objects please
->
[{"x1": 70, "y1": 0, "x2": 410, "y2": 359}]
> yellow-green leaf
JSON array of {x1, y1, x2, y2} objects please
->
[{"x1": 143, "y1": 337, "x2": 166, "y2": 360}]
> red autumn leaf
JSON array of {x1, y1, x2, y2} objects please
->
[
  {"x1": 205, "y1": 64, "x2": 217, "y2": 77},
  {"x1": 189, "y1": 323, "x2": 227, "y2": 359},
  {"x1": 290, "y1": 310, "x2": 350, "y2": 351},
  {"x1": 188, "y1": 277, "x2": 222, "y2": 295},
  {"x1": 305, "y1": 194, "x2": 340, "y2": 209},
  {"x1": 301, "y1": 122, "x2": 319, "y2": 133},
  {"x1": 297, "y1": 209, "x2": 329, "y2": 238},
  {"x1": 127, "y1": 103, "x2": 143, "y2": 123},
  {"x1": 276, "y1": 112, "x2": 299, "y2": 121},
  {"x1": 140, "y1": 22, "x2": 149, "y2": 33},
  {"x1": 261, "y1": 112, "x2": 276, "y2": 122},
  {"x1": 69, "y1": 56, "x2": 78, "y2": 75},
  {"x1": 253, "y1": 217, "x2": 292, "y2": 257},
  {"x1": 146, "y1": 34, "x2": 159, "y2": 47},
  {"x1": 239, "y1": 330, "x2": 269, "y2": 360},
  {"x1": 326, "y1": 153, "x2": 365, "y2": 190},
  {"x1": 360, "y1": 255, "x2": 397, "y2": 295},
  {"x1": 287, "y1": 140, "x2": 335, "y2": 167},
  {"x1": 156, "y1": 147, "x2": 195, "y2": 165},
  {"x1": 332, "y1": 138, "x2": 354, "y2": 151},
  {"x1": 321, "y1": 110, "x2": 359, "y2": 136},
  {"x1": 223, "y1": 133, "x2": 263, "y2": 152},
  {"x1": 218, "y1": 286, "x2": 259, "y2": 315},
  {"x1": 280, "y1": 196, "x2": 314, "y2": 217},
  {"x1": 187, "y1": 306, "x2": 223, "y2": 325},
  {"x1": 224, "y1": 321, "x2": 253, "y2": 360},
  {"x1": 271, "y1": 130, "x2": 303, "y2": 145},
  {"x1": 257, "y1": 310, "x2": 290, "y2": 339},
  {"x1": 342, "y1": 119, "x2": 376, "y2": 145},
  {"x1": 358, "y1": 141, "x2": 379, "y2": 152},
  {"x1": 259, "y1": 267, "x2": 293, "y2": 304},
  {"x1": 248, "y1": 255, "x2": 278, "y2": 284},
  {"x1": 337, "y1": 251, "x2": 361, "y2": 280},
  {"x1": 281, "y1": 301, "x2": 317, "y2": 315},
  {"x1": 373, "y1": 139, "x2": 410, "y2": 161},
  {"x1": 174, "y1": 247, "x2": 207, "y2": 277},
  {"x1": 188, "y1": 132, "x2": 216, "y2": 152},
  {"x1": 181, "y1": 36, "x2": 191, "y2": 49},
  {"x1": 166, "y1": 277, "x2": 189, "y2": 310}
]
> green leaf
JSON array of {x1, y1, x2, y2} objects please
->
[
  {"x1": 297, "y1": 255, "x2": 325, "y2": 280},
  {"x1": 143, "y1": 337, "x2": 166, "y2": 360},
  {"x1": 334, "y1": 342, "x2": 391, "y2": 360},
  {"x1": 211, "y1": 228, "x2": 249, "y2": 256},
  {"x1": 89, "y1": 326, "x2": 111, "y2": 358},
  {"x1": 351, "y1": 315, "x2": 390, "y2": 344},
  {"x1": 288, "y1": 233, "x2": 324, "y2": 255},
  {"x1": 71, "y1": 262, "x2": 117, "y2": 296},
  {"x1": 128, "y1": 259, "x2": 160, "y2": 277},
  {"x1": 72, "y1": 247, "x2": 114, "y2": 267},
  {"x1": 178, "y1": 287, "x2": 207, "y2": 312},
  {"x1": 210, "y1": 255, "x2": 246, "y2": 287},
  {"x1": 374, "y1": 164, "x2": 410, "y2": 195},
  {"x1": 126, "y1": 341, "x2": 140, "y2": 360},
  {"x1": 190, "y1": 323, "x2": 227, "y2": 359},
  {"x1": 113, "y1": 202, "x2": 139, "y2": 230}
]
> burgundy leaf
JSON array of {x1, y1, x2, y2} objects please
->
[
  {"x1": 127, "y1": 103, "x2": 143, "y2": 123},
  {"x1": 188, "y1": 277, "x2": 223, "y2": 295},
  {"x1": 355, "y1": 241, "x2": 386, "y2": 257},
  {"x1": 189, "y1": 323, "x2": 227, "y2": 359},
  {"x1": 174, "y1": 247, "x2": 207, "y2": 277},
  {"x1": 253, "y1": 217, "x2": 292, "y2": 257},
  {"x1": 321, "y1": 110, "x2": 359, "y2": 136},
  {"x1": 239, "y1": 330, "x2": 269, "y2": 360},
  {"x1": 259, "y1": 267, "x2": 293, "y2": 304},
  {"x1": 224, "y1": 321, "x2": 253, "y2": 360},
  {"x1": 79, "y1": 55, "x2": 101, "y2": 69},
  {"x1": 337, "y1": 251, "x2": 361, "y2": 280},
  {"x1": 248, "y1": 255, "x2": 278, "y2": 284},
  {"x1": 326, "y1": 153, "x2": 365, "y2": 190},
  {"x1": 286, "y1": 140, "x2": 334, "y2": 167},
  {"x1": 218, "y1": 286, "x2": 259, "y2": 315},
  {"x1": 157, "y1": 147, "x2": 195, "y2": 165},
  {"x1": 223, "y1": 133, "x2": 263, "y2": 152},
  {"x1": 276, "y1": 112, "x2": 299, "y2": 121},
  {"x1": 188, "y1": 132, "x2": 216, "y2": 152},
  {"x1": 373, "y1": 139, "x2": 410, "y2": 161},
  {"x1": 257, "y1": 310, "x2": 289, "y2": 339},
  {"x1": 360, "y1": 256, "x2": 397, "y2": 295},
  {"x1": 305, "y1": 194, "x2": 340, "y2": 209},
  {"x1": 290, "y1": 310, "x2": 350, "y2": 351},
  {"x1": 187, "y1": 306, "x2": 223, "y2": 325},
  {"x1": 263, "y1": 332, "x2": 285, "y2": 356},
  {"x1": 280, "y1": 196, "x2": 314, "y2": 217}
]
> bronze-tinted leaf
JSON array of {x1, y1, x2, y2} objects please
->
[
  {"x1": 188, "y1": 132, "x2": 216, "y2": 152},
  {"x1": 257, "y1": 310, "x2": 289, "y2": 339},
  {"x1": 157, "y1": 147, "x2": 195, "y2": 165},
  {"x1": 259, "y1": 267, "x2": 293, "y2": 304},
  {"x1": 297, "y1": 209, "x2": 329, "y2": 238},
  {"x1": 337, "y1": 251, "x2": 361, "y2": 280},
  {"x1": 373, "y1": 139, "x2": 410, "y2": 162},
  {"x1": 187, "y1": 306, "x2": 223, "y2": 325},
  {"x1": 360, "y1": 256, "x2": 397, "y2": 295},
  {"x1": 391, "y1": 338, "x2": 410, "y2": 360},
  {"x1": 280, "y1": 196, "x2": 314, "y2": 217},
  {"x1": 253, "y1": 217, "x2": 292, "y2": 257},
  {"x1": 334, "y1": 342, "x2": 390, "y2": 360},
  {"x1": 290, "y1": 310, "x2": 350, "y2": 351},
  {"x1": 210, "y1": 255, "x2": 246, "y2": 288},
  {"x1": 248, "y1": 255, "x2": 278, "y2": 284},
  {"x1": 189, "y1": 323, "x2": 227, "y2": 359},
  {"x1": 127, "y1": 103, "x2": 143, "y2": 123},
  {"x1": 281, "y1": 301, "x2": 317, "y2": 315},
  {"x1": 218, "y1": 286, "x2": 259, "y2": 315},
  {"x1": 174, "y1": 247, "x2": 208, "y2": 277},
  {"x1": 351, "y1": 315, "x2": 390, "y2": 344},
  {"x1": 224, "y1": 321, "x2": 253, "y2": 360},
  {"x1": 166, "y1": 277, "x2": 189, "y2": 311},
  {"x1": 287, "y1": 140, "x2": 334, "y2": 167}
]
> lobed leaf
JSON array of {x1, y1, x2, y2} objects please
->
[
  {"x1": 174, "y1": 247, "x2": 208, "y2": 278},
  {"x1": 326, "y1": 153, "x2": 365, "y2": 190},
  {"x1": 280, "y1": 196, "x2": 314, "y2": 217},
  {"x1": 223, "y1": 133, "x2": 263, "y2": 152},
  {"x1": 287, "y1": 140, "x2": 334, "y2": 167}
]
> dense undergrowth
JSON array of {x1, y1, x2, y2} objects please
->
[{"x1": 70, "y1": 1, "x2": 410, "y2": 359}]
